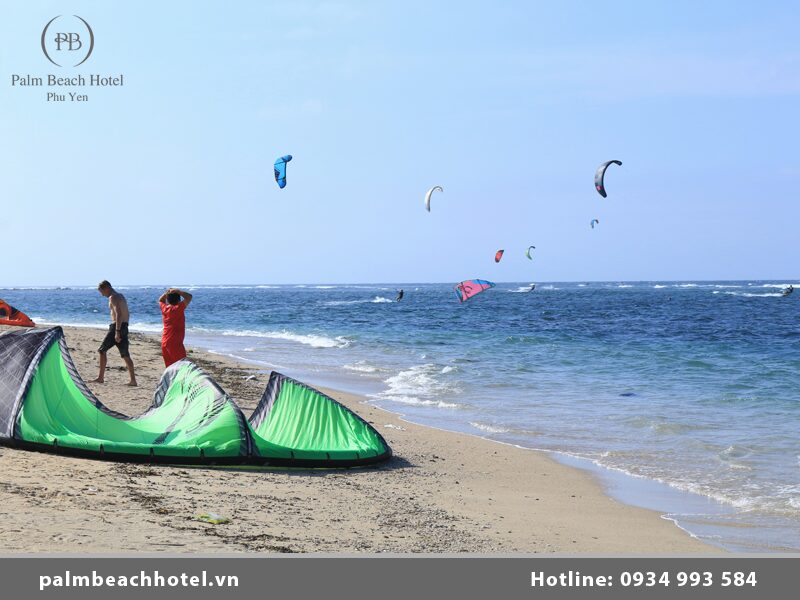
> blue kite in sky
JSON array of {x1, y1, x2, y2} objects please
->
[{"x1": 274, "y1": 155, "x2": 293, "y2": 189}]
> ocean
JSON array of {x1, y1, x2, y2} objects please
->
[{"x1": 2, "y1": 281, "x2": 798, "y2": 552}]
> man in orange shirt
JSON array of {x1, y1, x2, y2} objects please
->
[{"x1": 158, "y1": 288, "x2": 193, "y2": 367}]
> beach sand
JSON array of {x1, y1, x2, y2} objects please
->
[{"x1": 0, "y1": 324, "x2": 717, "y2": 553}]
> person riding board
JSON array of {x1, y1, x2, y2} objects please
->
[
  {"x1": 396, "y1": 289, "x2": 404, "y2": 302},
  {"x1": 93, "y1": 280, "x2": 137, "y2": 386},
  {"x1": 158, "y1": 288, "x2": 193, "y2": 367},
  {"x1": 783, "y1": 285, "x2": 794, "y2": 297}
]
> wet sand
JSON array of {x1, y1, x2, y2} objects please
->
[{"x1": 0, "y1": 324, "x2": 717, "y2": 553}]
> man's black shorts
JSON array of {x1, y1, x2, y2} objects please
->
[{"x1": 98, "y1": 322, "x2": 130, "y2": 358}]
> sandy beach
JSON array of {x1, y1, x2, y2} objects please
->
[{"x1": 0, "y1": 324, "x2": 716, "y2": 554}]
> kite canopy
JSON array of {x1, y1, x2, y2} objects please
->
[
  {"x1": 591, "y1": 219, "x2": 599, "y2": 229},
  {"x1": 525, "y1": 246, "x2": 536, "y2": 260},
  {"x1": 495, "y1": 249, "x2": 504, "y2": 263},
  {"x1": 274, "y1": 154, "x2": 293, "y2": 189},
  {"x1": 454, "y1": 279, "x2": 495, "y2": 303},
  {"x1": 0, "y1": 327, "x2": 391, "y2": 467},
  {"x1": 594, "y1": 159, "x2": 622, "y2": 198},
  {"x1": 424, "y1": 186, "x2": 443, "y2": 212},
  {"x1": 0, "y1": 300, "x2": 34, "y2": 327}
]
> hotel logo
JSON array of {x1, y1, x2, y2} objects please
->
[{"x1": 41, "y1": 15, "x2": 95, "y2": 67}]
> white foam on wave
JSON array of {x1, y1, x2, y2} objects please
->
[
  {"x1": 34, "y1": 318, "x2": 161, "y2": 335},
  {"x1": 343, "y1": 361, "x2": 381, "y2": 374},
  {"x1": 617, "y1": 284, "x2": 633, "y2": 288},
  {"x1": 509, "y1": 286, "x2": 535, "y2": 293},
  {"x1": 128, "y1": 322, "x2": 164, "y2": 334},
  {"x1": 383, "y1": 396, "x2": 460, "y2": 409},
  {"x1": 675, "y1": 283, "x2": 749, "y2": 289},
  {"x1": 371, "y1": 364, "x2": 461, "y2": 409},
  {"x1": 181, "y1": 285, "x2": 277, "y2": 290},
  {"x1": 37, "y1": 319, "x2": 165, "y2": 335},
  {"x1": 261, "y1": 330, "x2": 351, "y2": 348},
  {"x1": 371, "y1": 296, "x2": 393, "y2": 303},
  {"x1": 323, "y1": 299, "x2": 363, "y2": 306},
  {"x1": 578, "y1": 449, "x2": 800, "y2": 516},
  {"x1": 653, "y1": 285, "x2": 668, "y2": 289},
  {"x1": 0, "y1": 286, "x2": 65, "y2": 291},
  {"x1": 469, "y1": 422, "x2": 510, "y2": 434},
  {"x1": 36, "y1": 319, "x2": 107, "y2": 330},
  {"x1": 717, "y1": 445, "x2": 754, "y2": 471},
  {"x1": 672, "y1": 283, "x2": 759, "y2": 290},
  {"x1": 200, "y1": 328, "x2": 351, "y2": 348},
  {"x1": 713, "y1": 291, "x2": 782, "y2": 298}
]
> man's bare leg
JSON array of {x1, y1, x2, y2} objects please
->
[
  {"x1": 123, "y1": 356, "x2": 137, "y2": 387},
  {"x1": 92, "y1": 351, "x2": 107, "y2": 383}
]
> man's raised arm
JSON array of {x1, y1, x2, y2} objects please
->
[{"x1": 179, "y1": 289, "x2": 193, "y2": 307}]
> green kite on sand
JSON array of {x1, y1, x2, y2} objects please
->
[{"x1": 0, "y1": 327, "x2": 391, "y2": 467}]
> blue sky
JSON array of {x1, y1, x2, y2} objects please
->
[{"x1": 1, "y1": 1, "x2": 798, "y2": 285}]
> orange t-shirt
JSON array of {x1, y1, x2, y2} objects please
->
[{"x1": 160, "y1": 301, "x2": 186, "y2": 345}]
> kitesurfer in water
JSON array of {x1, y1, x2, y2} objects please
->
[
  {"x1": 158, "y1": 288, "x2": 194, "y2": 367},
  {"x1": 529, "y1": 284, "x2": 536, "y2": 292},
  {"x1": 396, "y1": 289, "x2": 404, "y2": 302},
  {"x1": 783, "y1": 285, "x2": 794, "y2": 297},
  {"x1": 93, "y1": 280, "x2": 137, "y2": 386}
]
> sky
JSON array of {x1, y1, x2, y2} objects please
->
[{"x1": 1, "y1": 1, "x2": 798, "y2": 285}]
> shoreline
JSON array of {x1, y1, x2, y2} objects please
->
[
  {"x1": 27, "y1": 320, "x2": 737, "y2": 539},
  {"x1": 0, "y1": 323, "x2": 717, "y2": 554},
  {"x1": 177, "y1": 330, "x2": 744, "y2": 552}
]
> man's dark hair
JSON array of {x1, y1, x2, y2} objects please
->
[
  {"x1": 98, "y1": 280, "x2": 111, "y2": 291},
  {"x1": 166, "y1": 292, "x2": 181, "y2": 305}
]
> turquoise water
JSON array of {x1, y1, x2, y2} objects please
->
[{"x1": 4, "y1": 281, "x2": 799, "y2": 551}]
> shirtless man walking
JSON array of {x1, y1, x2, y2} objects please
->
[{"x1": 93, "y1": 280, "x2": 137, "y2": 386}]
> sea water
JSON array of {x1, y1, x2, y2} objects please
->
[{"x1": 3, "y1": 281, "x2": 799, "y2": 551}]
